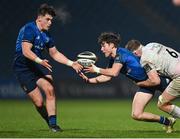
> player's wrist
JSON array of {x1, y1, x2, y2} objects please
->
[
  {"x1": 34, "y1": 57, "x2": 43, "y2": 64},
  {"x1": 95, "y1": 77, "x2": 100, "y2": 83},
  {"x1": 67, "y1": 60, "x2": 74, "y2": 67},
  {"x1": 92, "y1": 65, "x2": 100, "y2": 74}
]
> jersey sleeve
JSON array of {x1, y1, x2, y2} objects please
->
[
  {"x1": 22, "y1": 26, "x2": 35, "y2": 43},
  {"x1": 114, "y1": 54, "x2": 124, "y2": 64},
  {"x1": 141, "y1": 51, "x2": 156, "y2": 73}
]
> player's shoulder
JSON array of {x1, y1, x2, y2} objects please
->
[
  {"x1": 145, "y1": 42, "x2": 161, "y2": 48},
  {"x1": 117, "y1": 47, "x2": 133, "y2": 55},
  {"x1": 22, "y1": 22, "x2": 36, "y2": 32},
  {"x1": 116, "y1": 47, "x2": 138, "y2": 62}
]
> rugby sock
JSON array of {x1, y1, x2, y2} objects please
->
[
  {"x1": 170, "y1": 105, "x2": 180, "y2": 118},
  {"x1": 159, "y1": 116, "x2": 170, "y2": 125},
  {"x1": 49, "y1": 115, "x2": 57, "y2": 126},
  {"x1": 36, "y1": 106, "x2": 49, "y2": 125}
]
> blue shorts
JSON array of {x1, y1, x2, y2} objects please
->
[
  {"x1": 137, "y1": 76, "x2": 170, "y2": 95},
  {"x1": 13, "y1": 55, "x2": 51, "y2": 94}
]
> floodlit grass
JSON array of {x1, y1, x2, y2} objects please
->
[{"x1": 0, "y1": 99, "x2": 179, "y2": 138}]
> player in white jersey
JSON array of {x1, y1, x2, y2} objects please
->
[
  {"x1": 140, "y1": 43, "x2": 180, "y2": 79},
  {"x1": 125, "y1": 40, "x2": 180, "y2": 122}
]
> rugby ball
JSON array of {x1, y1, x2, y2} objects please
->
[{"x1": 77, "y1": 51, "x2": 97, "y2": 67}]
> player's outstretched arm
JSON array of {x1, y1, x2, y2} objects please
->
[
  {"x1": 84, "y1": 63, "x2": 123, "y2": 77},
  {"x1": 49, "y1": 47, "x2": 83, "y2": 73},
  {"x1": 79, "y1": 72, "x2": 112, "y2": 83},
  {"x1": 22, "y1": 42, "x2": 52, "y2": 72},
  {"x1": 137, "y1": 69, "x2": 161, "y2": 87}
]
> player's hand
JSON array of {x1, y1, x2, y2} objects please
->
[
  {"x1": 83, "y1": 66, "x2": 94, "y2": 73},
  {"x1": 72, "y1": 61, "x2": 83, "y2": 73},
  {"x1": 40, "y1": 59, "x2": 52, "y2": 72},
  {"x1": 83, "y1": 64, "x2": 99, "y2": 73},
  {"x1": 79, "y1": 72, "x2": 89, "y2": 82}
]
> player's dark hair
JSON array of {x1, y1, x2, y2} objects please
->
[
  {"x1": 98, "y1": 32, "x2": 121, "y2": 47},
  {"x1": 38, "y1": 3, "x2": 56, "y2": 17},
  {"x1": 125, "y1": 39, "x2": 141, "y2": 52}
]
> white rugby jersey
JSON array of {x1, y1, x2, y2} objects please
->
[{"x1": 140, "y1": 43, "x2": 180, "y2": 79}]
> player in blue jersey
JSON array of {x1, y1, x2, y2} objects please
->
[
  {"x1": 80, "y1": 32, "x2": 175, "y2": 133},
  {"x1": 13, "y1": 4, "x2": 83, "y2": 132}
]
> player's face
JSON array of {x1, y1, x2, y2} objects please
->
[
  {"x1": 173, "y1": 0, "x2": 180, "y2": 6},
  {"x1": 101, "y1": 42, "x2": 114, "y2": 57},
  {"x1": 39, "y1": 14, "x2": 53, "y2": 31}
]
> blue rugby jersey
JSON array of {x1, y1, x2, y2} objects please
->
[
  {"x1": 108, "y1": 48, "x2": 148, "y2": 82},
  {"x1": 15, "y1": 22, "x2": 55, "y2": 58}
]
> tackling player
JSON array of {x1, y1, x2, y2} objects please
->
[
  {"x1": 13, "y1": 3, "x2": 83, "y2": 132},
  {"x1": 80, "y1": 32, "x2": 175, "y2": 133},
  {"x1": 126, "y1": 40, "x2": 180, "y2": 123}
]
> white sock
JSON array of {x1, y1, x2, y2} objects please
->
[{"x1": 170, "y1": 105, "x2": 180, "y2": 118}]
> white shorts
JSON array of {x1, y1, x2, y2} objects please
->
[{"x1": 166, "y1": 77, "x2": 180, "y2": 97}]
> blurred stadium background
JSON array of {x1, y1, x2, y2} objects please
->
[
  {"x1": 1, "y1": 0, "x2": 180, "y2": 137},
  {"x1": 1, "y1": 0, "x2": 180, "y2": 99}
]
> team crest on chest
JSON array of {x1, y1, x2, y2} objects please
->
[{"x1": 36, "y1": 35, "x2": 40, "y2": 40}]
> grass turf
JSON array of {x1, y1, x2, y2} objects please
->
[{"x1": 0, "y1": 99, "x2": 179, "y2": 138}]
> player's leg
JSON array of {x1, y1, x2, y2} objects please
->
[
  {"x1": 158, "y1": 78, "x2": 180, "y2": 118},
  {"x1": 28, "y1": 87, "x2": 49, "y2": 125},
  {"x1": 13, "y1": 67, "x2": 50, "y2": 127},
  {"x1": 157, "y1": 91, "x2": 177, "y2": 133},
  {"x1": 132, "y1": 92, "x2": 171, "y2": 126},
  {"x1": 132, "y1": 92, "x2": 160, "y2": 121},
  {"x1": 37, "y1": 75, "x2": 61, "y2": 132}
]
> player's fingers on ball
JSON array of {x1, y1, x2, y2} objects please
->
[
  {"x1": 76, "y1": 70, "x2": 80, "y2": 73},
  {"x1": 46, "y1": 63, "x2": 52, "y2": 68},
  {"x1": 47, "y1": 67, "x2": 52, "y2": 72},
  {"x1": 79, "y1": 72, "x2": 85, "y2": 77},
  {"x1": 84, "y1": 71, "x2": 90, "y2": 73},
  {"x1": 44, "y1": 59, "x2": 49, "y2": 63},
  {"x1": 90, "y1": 63, "x2": 95, "y2": 67}
]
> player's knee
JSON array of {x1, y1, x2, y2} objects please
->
[
  {"x1": 34, "y1": 99, "x2": 43, "y2": 107},
  {"x1": 46, "y1": 85, "x2": 54, "y2": 93},
  {"x1": 157, "y1": 95, "x2": 167, "y2": 109},
  {"x1": 44, "y1": 84, "x2": 54, "y2": 94},
  {"x1": 131, "y1": 112, "x2": 143, "y2": 121},
  {"x1": 45, "y1": 85, "x2": 55, "y2": 100}
]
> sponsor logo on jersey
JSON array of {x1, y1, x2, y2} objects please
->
[
  {"x1": 34, "y1": 45, "x2": 43, "y2": 50},
  {"x1": 36, "y1": 36, "x2": 40, "y2": 40},
  {"x1": 45, "y1": 37, "x2": 50, "y2": 43}
]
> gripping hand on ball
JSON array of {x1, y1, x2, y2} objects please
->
[
  {"x1": 83, "y1": 64, "x2": 100, "y2": 74},
  {"x1": 72, "y1": 61, "x2": 83, "y2": 73}
]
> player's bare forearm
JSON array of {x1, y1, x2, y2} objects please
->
[
  {"x1": 22, "y1": 42, "x2": 39, "y2": 61},
  {"x1": 138, "y1": 70, "x2": 161, "y2": 87},
  {"x1": 84, "y1": 63, "x2": 121, "y2": 77},
  {"x1": 50, "y1": 49, "x2": 70, "y2": 65},
  {"x1": 79, "y1": 72, "x2": 111, "y2": 83},
  {"x1": 89, "y1": 75, "x2": 112, "y2": 83},
  {"x1": 22, "y1": 42, "x2": 52, "y2": 72},
  {"x1": 49, "y1": 47, "x2": 83, "y2": 72},
  {"x1": 99, "y1": 68, "x2": 119, "y2": 77},
  {"x1": 136, "y1": 79, "x2": 160, "y2": 87}
]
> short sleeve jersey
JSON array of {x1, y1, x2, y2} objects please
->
[
  {"x1": 15, "y1": 22, "x2": 55, "y2": 58},
  {"x1": 141, "y1": 43, "x2": 180, "y2": 79},
  {"x1": 108, "y1": 48, "x2": 148, "y2": 82}
]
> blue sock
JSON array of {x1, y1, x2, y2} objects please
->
[
  {"x1": 159, "y1": 116, "x2": 170, "y2": 125},
  {"x1": 49, "y1": 115, "x2": 57, "y2": 126}
]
